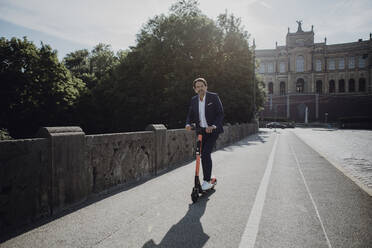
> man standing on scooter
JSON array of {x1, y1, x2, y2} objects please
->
[{"x1": 185, "y1": 77, "x2": 224, "y2": 191}]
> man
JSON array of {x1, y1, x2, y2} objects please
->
[{"x1": 185, "y1": 77, "x2": 224, "y2": 191}]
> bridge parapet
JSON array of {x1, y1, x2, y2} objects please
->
[{"x1": 0, "y1": 122, "x2": 257, "y2": 238}]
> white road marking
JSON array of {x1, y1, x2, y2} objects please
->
[
  {"x1": 239, "y1": 133, "x2": 279, "y2": 248},
  {"x1": 290, "y1": 144, "x2": 333, "y2": 248}
]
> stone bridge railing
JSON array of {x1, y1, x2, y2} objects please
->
[{"x1": 0, "y1": 123, "x2": 258, "y2": 237}]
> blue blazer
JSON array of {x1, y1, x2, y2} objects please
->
[{"x1": 186, "y1": 91, "x2": 224, "y2": 133}]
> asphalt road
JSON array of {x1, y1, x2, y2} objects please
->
[{"x1": 2, "y1": 129, "x2": 372, "y2": 248}]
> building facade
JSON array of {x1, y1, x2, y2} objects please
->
[{"x1": 256, "y1": 22, "x2": 372, "y2": 123}]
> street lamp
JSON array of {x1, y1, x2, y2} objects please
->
[
  {"x1": 274, "y1": 105, "x2": 278, "y2": 132},
  {"x1": 252, "y1": 39, "x2": 256, "y2": 121}
]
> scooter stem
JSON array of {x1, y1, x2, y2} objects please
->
[{"x1": 195, "y1": 134, "x2": 202, "y2": 176}]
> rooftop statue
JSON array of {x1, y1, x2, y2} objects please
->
[{"x1": 296, "y1": 20, "x2": 303, "y2": 32}]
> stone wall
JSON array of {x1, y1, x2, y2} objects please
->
[
  {"x1": 0, "y1": 123, "x2": 257, "y2": 238},
  {"x1": 0, "y1": 138, "x2": 50, "y2": 235},
  {"x1": 165, "y1": 129, "x2": 195, "y2": 171},
  {"x1": 86, "y1": 131, "x2": 155, "y2": 193}
]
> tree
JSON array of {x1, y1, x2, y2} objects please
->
[
  {"x1": 0, "y1": 37, "x2": 86, "y2": 138},
  {"x1": 105, "y1": 0, "x2": 264, "y2": 131},
  {"x1": 62, "y1": 44, "x2": 123, "y2": 134},
  {"x1": 63, "y1": 49, "x2": 90, "y2": 75}
]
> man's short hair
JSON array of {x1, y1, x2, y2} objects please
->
[{"x1": 193, "y1": 77, "x2": 207, "y2": 88}]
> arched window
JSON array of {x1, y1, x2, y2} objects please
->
[
  {"x1": 280, "y1": 81, "x2": 286, "y2": 95},
  {"x1": 296, "y1": 55, "x2": 304, "y2": 72},
  {"x1": 268, "y1": 82, "x2": 274, "y2": 94},
  {"x1": 316, "y1": 80, "x2": 322, "y2": 94},
  {"x1": 339, "y1": 79, "x2": 345, "y2": 93},
  {"x1": 329, "y1": 80, "x2": 335, "y2": 93},
  {"x1": 296, "y1": 78, "x2": 305, "y2": 93},
  {"x1": 349, "y1": 79, "x2": 355, "y2": 92},
  {"x1": 359, "y1": 78, "x2": 366, "y2": 92}
]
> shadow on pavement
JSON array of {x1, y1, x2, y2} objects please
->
[
  {"x1": 221, "y1": 130, "x2": 270, "y2": 152},
  {"x1": 142, "y1": 190, "x2": 215, "y2": 248}
]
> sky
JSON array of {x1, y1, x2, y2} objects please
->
[{"x1": 1, "y1": 0, "x2": 371, "y2": 61}]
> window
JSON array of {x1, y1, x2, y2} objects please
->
[
  {"x1": 296, "y1": 56, "x2": 304, "y2": 72},
  {"x1": 268, "y1": 63, "x2": 274, "y2": 73},
  {"x1": 279, "y1": 62, "x2": 286, "y2": 73},
  {"x1": 349, "y1": 79, "x2": 355, "y2": 92},
  {"x1": 349, "y1": 57, "x2": 355, "y2": 69},
  {"x1": 268, "y1": 82, "x2": 274, "y2": 94},
  {"x1": 296, "y1": 78, "x2": 305, "y2": 93},
  {"x1": 339, "y1": 79, "x2": 345, "y2": 92},
  {"x1": 359, "y1": 78, "x2": 366, "y2": 92},
  {"x1": 316, "y1": 80, "x2": 322, "y2": 94},
  {"x1": 259, "y1": 63, "x2": 265, "y2": 73},
  {"x1": 338, "y1": 58, "x2": 345, "y2": 70},
  {"x1": 280, "y1": 81, "x2": 286, "y2": 95},
  {"x1": 315, "y1": 59, "x2": 322, "y2": 72},
  {"x1": 329, "y1": 80, "x2": 335, "y2": 93},
  {"x1": 328, "y1": 58, "x2": 335, "y2": 70},
  {"x1": 359, "y1": 56, "x2": 366, "y2": 68}
]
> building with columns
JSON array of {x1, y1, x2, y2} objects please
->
[{"x1": 256, "y1": 21, "x2": 372, "y2": 124}]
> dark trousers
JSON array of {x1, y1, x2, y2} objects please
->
[{"x1": 201, "y1": 130, "x2": 219, "y2": 182}]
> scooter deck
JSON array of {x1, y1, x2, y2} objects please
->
[{"x1": 191, "y1": 179, "x2": 217, "y2": 203}]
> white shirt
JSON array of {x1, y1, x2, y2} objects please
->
[{"x1": 198, "y1": 94, "x2": 208, "y2": 128}]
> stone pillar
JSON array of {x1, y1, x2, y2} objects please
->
[
  {"x1": 288, "y1": 73, "x2": 292, "y2": 93},
  {"x1": 36, "y1": 127, "x2": 90, "y2": 215},
  {"x1": 311, "y1": 73, "x2": 315, "y2": 93},
  {"x1": 146, "y1": 124, "x2": 167, "y2": 174}
]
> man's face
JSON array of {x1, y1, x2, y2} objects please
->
[{"x1": 193, "y1": 81, "x2": 207, "y2": 96}]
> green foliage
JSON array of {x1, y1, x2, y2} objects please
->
[
  {"x1": 63, "y1": 44, "x2": 122, "y2": 133},
  {"x1": 63, "y1": 44, "x2": 119, "y2": 89},
  {"x1": 0, "y1": 128, "x2": 12, "y2": 140},
  {"x1": 0, "y1": 37, "x2": 86, "y2": 138}
]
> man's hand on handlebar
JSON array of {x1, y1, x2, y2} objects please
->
[
  {"x1": 206, "y1": 126, "x2": 214, "y2": 133},
  {"x1": 185, "y1": 124, "x2": 216, "y2": 133}
]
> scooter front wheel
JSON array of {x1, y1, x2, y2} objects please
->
[{"x1": 191, "y1": 188, "x2": 199, "y2": 203}]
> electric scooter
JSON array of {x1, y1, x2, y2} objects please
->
[{"x1": 191, "y1": 127, "x2": 217, "y2": 203}]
